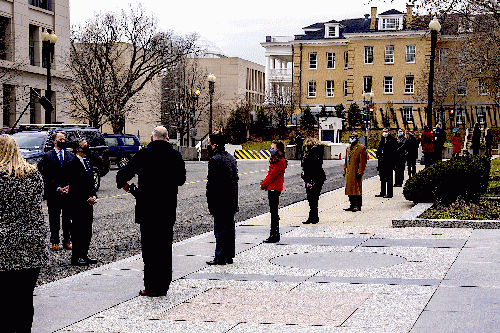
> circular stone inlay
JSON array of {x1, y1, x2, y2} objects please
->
[{"x1": 270, "y1": 252, "x2": 406, "y2": 270}]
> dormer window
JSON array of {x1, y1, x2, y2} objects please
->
[
  {"x1": 382, "y1": 18, "x2": 399, "y2": 30},
  {"x1": 324, "y1": 23, "x2": 340, "y2": 38},
  {"x1": 378, "y1": 11, "x2": 404, "y2": 31}
]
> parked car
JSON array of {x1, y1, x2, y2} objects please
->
[
  {"x1": 11, "y1": 124, "x2": 110, "y2": 190},
  {"x1": 103, "y1": 133, "x2": 142, "y2": 168}
]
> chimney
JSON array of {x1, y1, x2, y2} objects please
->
[
  {"x1": 405, "y1": 4, "x2": 414, "y2": 27},
  {"x1": 370, "y1": 7, "x2": 377, "y2": 30}
]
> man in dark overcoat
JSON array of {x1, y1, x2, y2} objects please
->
[
  {"x1": 206, "y1": 132, "x2": 239, "y2": 265},
  {"x1": 116, "y1": 126, "x2": 186, "y2": 297},
  {"x1": 38, "y1": 131, "x2": 74, "y2": 251},
  {"x1": 376, "y1": 127, "x2": 397, "y2": 198},
  {"x1": 68, "y1": 138, "x2": 97, "y2": 266},
  {"x1": 343, "y1": 132, "x2": 367, "y2": 211}
]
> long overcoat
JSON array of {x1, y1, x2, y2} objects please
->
[{"x1": 344, "y1": 142, "x2": 367, "y2": 196}]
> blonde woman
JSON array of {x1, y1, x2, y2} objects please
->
[{"x1": 0, "y1": 134, "x2": 47, "y2": 332}]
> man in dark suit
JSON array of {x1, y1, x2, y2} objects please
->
[
  {"x1": 38, "y1": 131, "x2": 74, "y2": 251},
  {"x1": 376, "y1": 127, "x2": 397, "y2": 198},
  {"x1": 206, "y1": 132, "x2": 239, "y2": 265},
  {"x1": 116, "y1": 126, "x2": 186, "y2": 297},
  {"x1": 68, "y1": 138, "x2": 97, "y2": 266}
]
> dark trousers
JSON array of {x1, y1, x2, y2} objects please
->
[
  {"x1": 141, "y1": 223, "x2": 173, "y2": 294},
  {"x1": 268, "y1": 190, "x2": 281, "y2": 237},
  {"x1": 47, "y1": 195, "x2": 71, "y2": 244},
  {"x1": 71, "y1": 205, "x2": 93, "y2": 260},
  {"x1": 306, "y1": 181, "x2": 324, "y2": 222},
  {"x1": 394, "y1": 161, "x2": 405, "y2": 186},
  {"x1": 434, "y1": 148, "x2": 443, "y2": 162},
  {"x1": 423, "y1": 152, "x2": 434, "y2": 168},
  {"x1": 213, "y1": 213, "x2": 235, "y2": 261},
  {"x1": 379, "y1": 168, "x2": 393, "y2": 197},
  {"x1": 348, "y1": 195, "x2": 362, "y2": 209},
  {"x1": 0, "y1": 267, "x2": 40, "y2": 333}
]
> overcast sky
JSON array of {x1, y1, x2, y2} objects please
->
[{"x1": 69, "y1": 0, "x2": 410, "y2": 66}]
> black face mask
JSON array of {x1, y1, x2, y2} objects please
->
[
  {"x1": 55, "y1": 141, "x2": 66, "y2": 149},
  {"x1": 81, "y1": 146, "x2": 91, "y2": 156}
]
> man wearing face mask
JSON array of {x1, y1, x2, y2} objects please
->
[
  {"x1": 38, "y1": 132, "x2": 74, "y2": 251},
  {"x1": 68, "y1": 138, "x2": 98, "y2": 266},
  {"x1": 376, "y1": 128, "x2": 397, "y2": 198},
  {"x1": 394, "y1": 128, "x2": 407, "y2": 187},
  {"x1": 343, "y1": 132, "x2": 367, "y2": 211},
  {"x1": 206, "y1": 132, "x2": 239, "y2": 264}
]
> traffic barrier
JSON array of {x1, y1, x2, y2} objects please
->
[
  {"x1": 367, "y1": 149, "x2": 376, "y2": 159},
  {"x1": 234, "y1": 149, "x2": 271, "y2": 160}
]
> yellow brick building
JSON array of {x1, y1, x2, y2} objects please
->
[{"x1": 262, "y1": 5, "x2": 498, "y2": 135}]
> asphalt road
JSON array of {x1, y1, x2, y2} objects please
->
[{"x1": 38, "y1": 159, "x2": 378, "y2": 285}]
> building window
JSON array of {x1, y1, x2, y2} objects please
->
[
  {"x1": 405, "y1": 76, "x2": 414, "y2": 94},
  {"x1": 325, "y1": 25, "x2": 339, "y2": 38},
  {"x1": 29, "y1": 25, "x2": 37, "y2": 66},
  {"x1": 363, "y1": 76, "x2": 372, "y2": 94},
  {"x1": 382, "y1": 18, "x2": 399, "y2": 30},
  {"x1": 439, "y1": 48, "x2": 449, "y2": 65},
  {"x1": 406, "y1": 45, "x2": 416, "y2": 63},
  {"x1": 29, "y1": 0, "x2": 52, "y2": 11},
  {"x1": 326, "y1": 80, "x2": 334, "y2": 97},
  {"x1": 344, "y1": 51, "x2": 348, "y2": 69},
  {"x1": 309, "y1": 53, "x2": 317, "y2": 69},
  {"x1": 458, "y1": 80, "x2": 467, "y2": 96},
  {"x1": 327, "y1": 52, "x2": 335, "y2": 69},
  {"x1": 343, "y1": 80, "x2": 348, "y2": 97},
  {"x1": 384, "y1": 76, "x2": 393, "y2": 94},
  {"x1": 456, "y1": 107, "x2": 465, "y2": 124},
  {"x1": 0, "y1": 17, "x2": 10, "y2": 61},
  {"x1": 364, "y1": 46, "x2": 373, "y2": 64},
  {"x1": 403, "y1": 106, "x2": 414, "y2": 123},
  {"x1": 385, "y1": 46, "x2": 394, "y2": 64},
  {"x1": 477, "y1": 106, "x2": 486, "y2": 124},
  {"x1": 478, "y1": 79, "x2": 488, "y2": 95},
  {"x1": 308, "y1": 81, "x2": 316, "y2": 98}
]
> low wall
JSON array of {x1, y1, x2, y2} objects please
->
[{"x1": 177, "y1": 146, "x2": 198, "y2": 161}]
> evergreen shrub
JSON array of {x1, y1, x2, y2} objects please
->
[{"x1": 403, "y1": 155, "x2": 491, "y2": 204}]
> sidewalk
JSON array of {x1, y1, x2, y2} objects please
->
[{"x1": 33, "y1": 170, "x2": 500, "y2": 333}]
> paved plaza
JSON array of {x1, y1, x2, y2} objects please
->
[{"x1": 33, "y1": 172, "x2": 500, "y2": 332}]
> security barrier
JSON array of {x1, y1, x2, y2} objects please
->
[
  {"x1": 234, "y1": 149, "x2": 271, "y2": 160},
  {"x1": 367, "y1": 149, "x2": 376, "y2": 159}
]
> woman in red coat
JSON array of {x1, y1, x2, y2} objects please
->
[
  {"x1": 421, "y1": 125, "x2": 434, "y2": 168},
  {"x1": 260, "y1": 140, "x2": 287, "y2": 243},
  {"x1": 451, "y1": 130, "x2": 463, "y2": 158}
]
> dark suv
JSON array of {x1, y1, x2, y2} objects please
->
[
  {"x1": 103, "y1": 134, "x2": 142, "y2": 168},
  {"x1": 11, "y1": 124, "x2": 110, "y2": 190}
]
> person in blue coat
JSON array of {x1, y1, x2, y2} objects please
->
[{"x1": 206, "y1": 132, "x2": 239, "y2": 265}]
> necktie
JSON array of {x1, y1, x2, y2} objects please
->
[{"x1": 58, "y1": 150, "x2": 63, "y2": 166}]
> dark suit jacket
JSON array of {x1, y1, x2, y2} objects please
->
[
  {"x1": 38, "y1": 149, "x2": 74, "y2": 199},
  {"x1": 206, "y1": 150, "x2": 239, "y2": 216},
  {"x1": 67, "y1": 156, "x2": 96, "y2": 209},
  {"x1": 301, "y1": 145, "x2": 326, "y2": 184},
  {"x1": 116, "y1": 140, "x2": 186, "y2": 225},
  {"x1": 376, "y1": 135, "x2": 397, "y2": 170}
]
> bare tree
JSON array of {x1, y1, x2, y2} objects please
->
[
  {"x1": 69, "y1": 3, "x2": 197, "y2": 133},
  {"x1": 265, "y1": 82, "x2": 295, "y2": 137}
]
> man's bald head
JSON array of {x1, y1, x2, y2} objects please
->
[{"x1": 152, "y1": 126, "x2": 169, "y2": 141}]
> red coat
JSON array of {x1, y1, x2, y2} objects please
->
[
  {"x1": 451, "y1": 134, "x2": 463, "y2": 154},
  {"x1": 260, "y1": 159, "x2": 287, "y2": 191},
  {"x1": 421, "y1": 131, "x2": 434, "y2": 153}
]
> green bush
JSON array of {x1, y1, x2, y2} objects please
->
[{"x1": 403, "y1": 155, "x2": 491, "y2": 204}]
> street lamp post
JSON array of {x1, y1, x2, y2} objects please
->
[
  {"x1": 427, "y1": 16, "x2": 441, "y2": 129},
  {"x1": 41, "y1": 28, "x2": 57, "y2": 124},
  {"x1": 362, "y1": 92, "x2": 374, "y2": 147},
  {"x1": 207, "y1": 73, "x2": 216, "y2": 134},
  {"x1": 186, "y1": 89, "x2": 200, "y2": 147}
]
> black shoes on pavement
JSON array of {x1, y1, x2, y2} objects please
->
[
  {"x1": 344, "y1": 207, "x2": 361, "y2": 212},
  {"x1": 206, "y1": 258, "x2": 233, "y2": 265},
  {"x1": 139, "y1": 289, "x2": 167, "y2": 297},
  {"x1": 375, "y1": 193, "x2": 393, "y2": 198},
  {"x1": 263, "y1": 236, "x2": 280, "y2": 243},
  {"x1": 71, "y1": 257, "x2": 98, "y2": 266}
]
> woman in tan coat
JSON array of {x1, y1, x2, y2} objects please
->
[{"x1": 343, "y1": 132, "x2": 368, "y2": 211}]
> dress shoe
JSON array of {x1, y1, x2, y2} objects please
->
[
  {"x1": 375, "y1": 194, "x2": 385, "y2": 197},
  {"x1": 139, "y1": 289, "x2": 167, "y2": 297},
  {"x1": 63, "y1": 243, "x2": 72, "y2": 250},
  {"x1": 51, "y1": 244, "x2": 59, "y2": 251},
  {"x1": 206, "y1": 259, "x2": 226, "y2": 265},
  {"x1": 85, "y1": 257, "x2": 98, "y2": 264},
  {"x1": 225, "y1": 258, "x2": 233, "y2": 264},
  {"x1": 263, "y1": 236, "x2": 280, "y2": 243},
  {"x1": 383, "y1": 195, "x2": 393, "y2": 198},
  {"x1": 351, "y1": 207, "x2": 360, "y2": 212},
  {"x1": 343, "y1": 207, "x2": 354, "y2": 211},
  {"x1": 71, "y1": 258, "x2": 89, "y2": 266}
]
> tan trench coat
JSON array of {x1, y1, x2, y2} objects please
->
[{"x1": 344, "y1": 142, "x2": 368, "y2": 195}]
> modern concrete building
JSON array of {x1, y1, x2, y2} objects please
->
[
  {"x1": 262, "y1": 4, "x2": 497, "y2": 131},
  {"x1": 0, "y1": 0, "x2": 72, "y2": 129}
]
